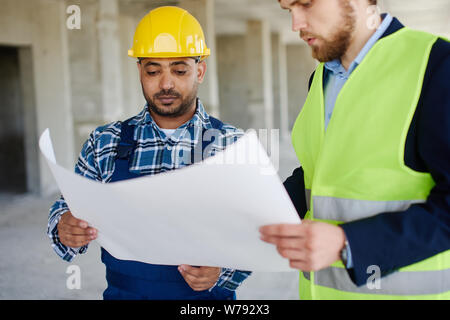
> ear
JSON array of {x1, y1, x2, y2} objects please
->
[{"x1": 196, "y1": 60, "x2": 207, "y2": 84}]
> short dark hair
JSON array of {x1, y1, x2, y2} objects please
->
[{"x1": 368, "y1": 0, "x2": 377, "y2": 5}]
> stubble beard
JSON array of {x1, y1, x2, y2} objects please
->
[{"x1": 144, "y1": 82, "x2": 198, "y2": 118}]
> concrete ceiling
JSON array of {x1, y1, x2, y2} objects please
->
[
  {"x1": 215, "y1": 0, "x2": 301, "y2": 43},
  {"x1": 214, "y1": 0, "x2": 449, "y2": 42},
  {"x1": 119, "y1": 0, "x2": 178, "y2": 16},
  {"x1": 119, "y1": 0, "x2": 301, "y2": 43},
  {"x1": 119, "y1": 0, "x2": 449, "y2": 43}
]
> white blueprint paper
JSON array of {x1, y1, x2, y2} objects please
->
[{"x1": 39, "y1": 129, "x2": 300, "y2": 271}]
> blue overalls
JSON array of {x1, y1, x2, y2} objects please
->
[{"x1": 101, "y1": 117, "x2": 236, "y2": 300}]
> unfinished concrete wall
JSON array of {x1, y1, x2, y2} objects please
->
[
  {"x1": 66, "y1": 0, "x2": 103, "y2": 152},
  {"x1": 245, "y1": 20, "x2": 274, "y2": 131},
  {"x1": 0, "y1": 0, "x2": 75, "y2": 195},
  {"x1": 97, "y1": 0, "x2": 124, "y2": 123},
  {"x1": 381, "y1": 0, "x2": 450, "y2": 39},
  {"x1": 286, "y1": 44, "x2": 316, "y2": 130},
  {"x1": 271, "y1": 32, "x2": 290, "y2": 140},
  {"x1": 271, "y1": 33, "x2": 281, "y2": 132},
  {"x1": 118, "y1": 14, "x2": 146, "y2": 120},
  {"x1": 19, "y1": 48, "x2": 40, "y2": 194},
  {"x1": 67, "y1": 0, "x2": 127, "y2": 154},
  {"x1": 216, "y1": 35, "x2": 249, "y2": 130}
]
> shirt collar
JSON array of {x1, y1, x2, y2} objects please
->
[
  {"x1": 324, "y1": 13, "x2": 393, "y2": 78},
  {"x1": 129, "y1": 98, "x2": 212, "y2": 130}
]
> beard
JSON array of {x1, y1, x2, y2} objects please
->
[
  {"x1": 303, "y1": 0, "x2": 356, "y2": 62},
  {"x1": 143, "y1": 82, "x2": 198, "y2": 118}
]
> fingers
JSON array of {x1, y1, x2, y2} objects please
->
[
  {"x1": 270, "y1": 238, "x2": 309, "y2": 265},
  {"x1": 178, "y1": 265, "x2": 220, "y2": 291},
  {"x1": 60, "y1": 211, "x2": 89, "y2": 228},
  {"x1": 274, "y1": 246, "x2": 319, "y2": 271},
  {"x1": 59, "y1": 233, "x2": 94, "y2": 248},
  {"x1": 259, "y1": 223, "x2": 305, "y2": 238},
  {"x1": 58, "y1": 211, "x2": 97, "y2": 248},
  {"x1": 273, "y1": 237, "x2": 305, "y2": 252},
  {"x1": 260, "y1": 234, "x2": 304, "y2": 247},
  {"x1": 179, "y1": 265, "x2": 209, "y2": 277},
  {"x1": 259, "y1": 224, "x2": 312, "y2": 270},
  {"x1": 58, "y1": 223, "x2": 96, "y2": 236},
  {"x1": 260, "y1": 221, "x2": 345, "y2": 272},
  {"x1": 180, "y1": 272, "x2": 211, "y2": 291}
]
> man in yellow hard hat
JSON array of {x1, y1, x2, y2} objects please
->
[
  {"x1": 260, "y1": 0, "x2": 449, "y2": 299},
  {"x1": 47, "y1": 6, "x2": 251, "y2": 300}
]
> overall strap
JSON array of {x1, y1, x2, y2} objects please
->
[
  {"x1": 191, "y1": 116, "x2": 225, "y2": 163},
  {"x1": 116, "y1": 118, "x2": 136, "y2": 159},
  {"x1": 110, "y1": 118, "x2": 140, "y2": 182},
  {"x1": 208, "y1": 116, "x2": 224, "y2": 131},
  {"x1": 203, "y1": 116, "x2": 225, "y2": 153}
]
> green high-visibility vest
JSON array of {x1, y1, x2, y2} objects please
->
[{"x1": 291, "y1": 27, "x2": 450, "y2": 300}]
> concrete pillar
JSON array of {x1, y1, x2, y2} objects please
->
[
  {"x1": 119, "y1": 14, "x2": 146, "y2": 119},
  {"x1": 19, "y1": 47, "x2": 40, "y2": 193},
  {"x1": 245, "y1": 20, "x2": 274, "y2": 130},
  {"x1": 279, "y1": 41, "x2": 289, "y2": 140},
  {"x1": 67, "y1": 0, "x2": 103, "y2": 152},
  {"x1": 98, "y1": 0, "x2": 124, "y2": 123},
  {"x1": 271, "y1": 33, "x2": 281, "y2": 131},
  {"x1": 178, "y1": 0, "x2": 220, "y2": 118},
  {"x1": 33, "y1": 0, "x2": 75, "y2": 195},
  {"x1": 216, "y1": 34, "x2": 248, "y2": 129},
  {"x1": 286, "y1": 43, "x2": 316, "y2": 129},
  {"x1": 271, "y1": 33, "x2": 289, "y2": 140}
]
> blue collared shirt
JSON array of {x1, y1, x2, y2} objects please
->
[
  {"x1": 47, "y1": 99, "x2": 251, "y2": 291},
  {"x1": 323, "y1": 14, "x2": 393, "y2": 268}
]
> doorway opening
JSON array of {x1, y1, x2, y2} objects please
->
[{"x1": 0, "y1": 45, "x2": 38, "y2": 194}]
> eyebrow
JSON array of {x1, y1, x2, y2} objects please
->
[
  {"x1": 279, "y1": 0, "x2": 309, "y2": 9},
  {"x1": 170, "y1": 61, "x2": 190, "y2": 67},
  {"x1": 143, "y1": 61, "x2": 190, "y2": 67}
]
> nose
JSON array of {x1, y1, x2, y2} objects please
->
[
  {"x1": 291, "y1": 8, "x2": 308, "y2": 32},
  {"x1": 159, "y1": 71, "x2": 175, "y2": 91}
]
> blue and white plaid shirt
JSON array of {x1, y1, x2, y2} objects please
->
[{"x1": 47, "y1": 99, "x2": 251, "y2": 291}]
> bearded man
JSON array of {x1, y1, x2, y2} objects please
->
[{"x1": 260, "y1": 0, "x2": 450, "y2": 299}]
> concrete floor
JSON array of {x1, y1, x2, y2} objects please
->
[{"x1": 0, "y1": 140, "x2": 300, "y2": 300}]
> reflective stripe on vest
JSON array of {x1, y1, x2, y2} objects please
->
[
  {"x1": 312, "y1": 196, "x2": 424, "y2": 222},
  {"x1": 302, "y1": 267, "x2": 450, "y2": 296},
  {"x1": 291, "y1": 28, "x2": 450, "y2": 299}
]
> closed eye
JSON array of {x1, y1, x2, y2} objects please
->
[{"x1": 300, "y1": 0, "x2": 313, "y2": 8}]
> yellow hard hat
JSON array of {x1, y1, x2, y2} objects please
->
[{"x1": 128, "y1": 6, "x2": 210, "y2": 60}]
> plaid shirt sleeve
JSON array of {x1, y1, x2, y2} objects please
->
[
  {"x1": 213, "y1": 268, "x2": 252, "y2": 291},
  {"x1": 47, "y1": 128, "x2": 106, "y2": 262}
]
